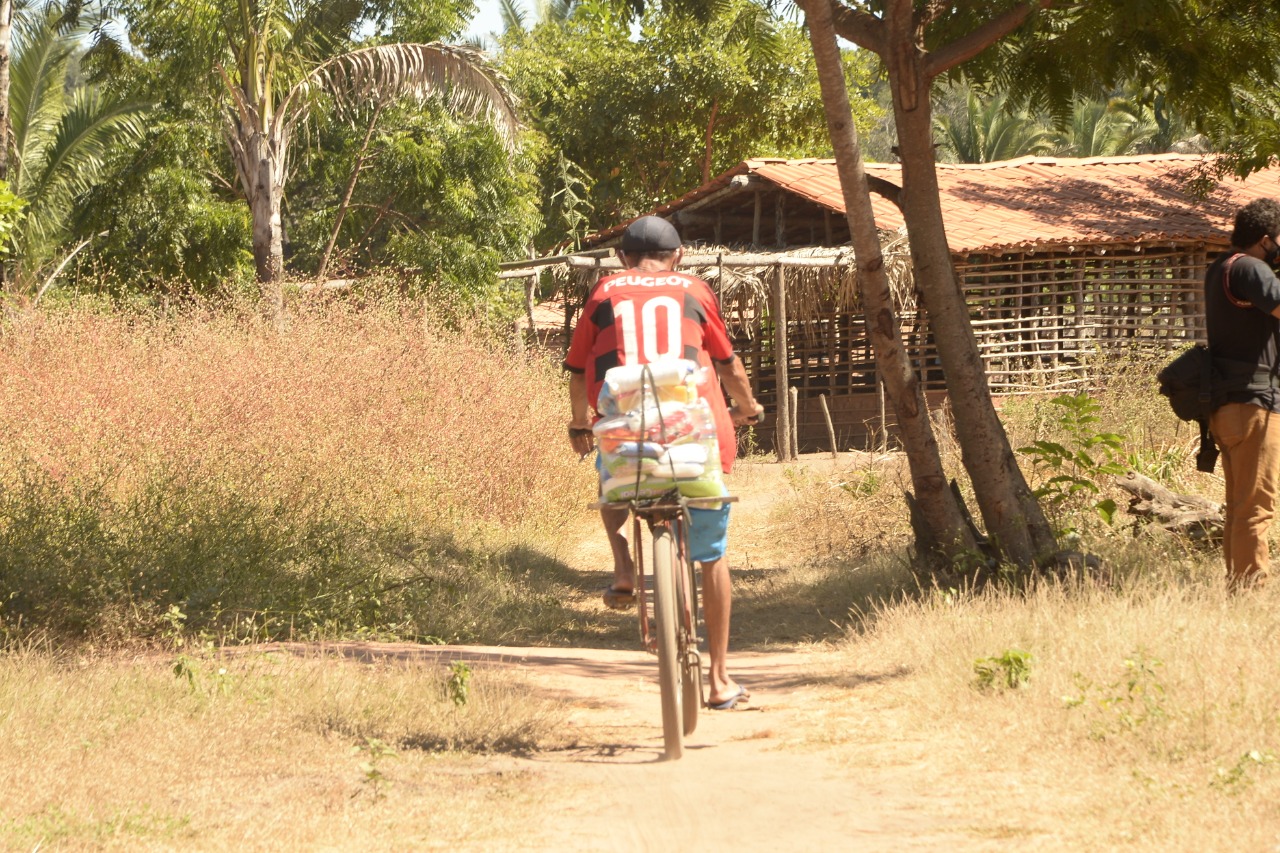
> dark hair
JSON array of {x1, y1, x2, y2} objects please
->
[{"x1": 1230, "y1": 198, "x2": 1280, "y2": 248}]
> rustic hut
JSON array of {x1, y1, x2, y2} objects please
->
[{"x1": 510, "y1": 154, "x2": 1280, "y2": 453}]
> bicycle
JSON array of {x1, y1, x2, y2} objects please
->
[{"x1": 593, "y1": 491, "x2": 737, "y2": 761}]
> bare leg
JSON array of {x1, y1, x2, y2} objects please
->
[
  {"x1": 602, "y1": 506, "x2": 634, "y2": 591},
  {"x1": 700, "y1": 555, "x2": 743, "y2": 705}
]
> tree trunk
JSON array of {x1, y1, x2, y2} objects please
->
[
  {"x1": 880, "y1": 7, "x2": 1055, "y2": 567},
  {"x1": 0, "y1": 0, "x2": 12, "y2": 288},
  {"x1": 246, "y1": 134, "x2": 284, "y2": 322},
  {"x1": 317, "y1": 105, "x2": 382, "y2": 281},
  {"x1": 0, "y1": 0, "x2": 10, "y2": 184},
  {"x1": 801, "y1": 0, "x2": 976, "y2": 560}
]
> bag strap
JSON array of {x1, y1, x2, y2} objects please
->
[
  {"x1": 1223, "y1": 252, "x2": 1251, "y2": 308},
  {"x1": 1220, "y1": 251, "x2": 1280, "y2": 394}
]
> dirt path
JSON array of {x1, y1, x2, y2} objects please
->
[
  {"x1": 339, "y1": 455, "x2": 978, "y2": 850},
  {"x1": 274, "y1": 455, "x2": 971, "y2": 850},
  {"x1": 333, "y1": 641, "x2": 967, "y2": 851}
]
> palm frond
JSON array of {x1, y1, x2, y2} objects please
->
[
  {"x1": 282, "y1": 43, "x2": 522, "y2": 149},
  {"x1": 9, "y1": 9, "x2": 77, "y2": 192},
  {"x1": 499, "y1": 0, "x2": 527, "y2": 32},
  {"x1": 20, "y1": 89, "x2": 148, "y2": 246},
  {"x1": 724, "y1": 0, "x2": 784, "y2": 67}
]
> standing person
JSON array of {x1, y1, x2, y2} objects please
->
[
  {"x1": 564, "y1": 215, "x2": 765, "y2": 710},
  {"x1": 1206, "y1": 198, "x2": 1280, "y2": 590}
]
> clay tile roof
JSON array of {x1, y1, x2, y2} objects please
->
[{"x1": 587, "y1": 154, "x2": 1280, "y2": 256}]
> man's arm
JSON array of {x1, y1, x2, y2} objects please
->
[
  {"x1": 714, "y1": 356, "x2": 765, "y2": 425},
  {"x1": 567, "y1": 371, "x2": 595, "y2": 457}
]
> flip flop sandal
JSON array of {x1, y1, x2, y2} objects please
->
[
  {"x1": 602, "y1": 585, "x2": 636, "y2": 610},
  {"x1": 707, "y1": 685, "x2": 750, "y2": 710}
]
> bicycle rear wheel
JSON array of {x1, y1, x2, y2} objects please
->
[{"x1": 651, "y1": 524, "x2": 683, "y2": 760}]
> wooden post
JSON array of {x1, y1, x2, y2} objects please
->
[
  {"x1": 819, "y1": 393, "x2": 837, "y2": 458},
  {"x1": 752, "y1": 191, "x2": 762, "y2": 247},
  {"x1": 773, "y1": 264, "x2": 790, "y2": 463},
  {"x1": 789, "y1": 386, "x2": 800, "y2": 460},
  {"x1": 523, "y1": 271, "x2": 537, "y2": 346},
  {"x1": 775, "y1": 193, "x2": 786, "y2": 248}
]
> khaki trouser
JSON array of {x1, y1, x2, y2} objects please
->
[{"x1": 1210, "y1": 402, "x2": 1280, "y2": 588}]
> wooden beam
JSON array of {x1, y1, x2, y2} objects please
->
[
  {"x1": 789, "y1": 386, "x2": 800, "y2": 460},
  {"x1": 819, "y1": 393, "x2": 837, "y2": 457},
  {"x1": 563, "y1": 252, "x2": 856, "y2": 269}
]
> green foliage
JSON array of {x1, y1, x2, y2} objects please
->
[
  {"x1": 942, "y1": 0, "x2": 1280, "y2": 173},
  {"x1": 499, "y1": 0, "x2": 880, "y2": 238},
  {"x1": 76, "y1": 162, "x2": 253, "y2": 294},
  {"x1": 7, "y1": 7, "x2": 149, "y2": 288},
  {"x1": 1048, "y1": 96, "x2": 1158, "y2": 158},
  {"x1": 973, "y1": 648, "x2": 1033, "y2": 691},
  {"x1": 354, "y1": 736, "x2": 398, "y2": 801},
  {"x1": 448, "y1": 662, "x2": 472, "y2": 706},
  {"x1": 933, "y1": 85, "x2": 1055, "y2": 163},
  {"x1": 288, "y1": 102, "x2": 541, "y2": 310},
  {"x1": 0, "y1": 182, "x2": 27, "y2": 258},
  {"x1": 1018, "y1": 393, "x2": 1126, "y2": 533},
  {"x1": 1065, "y1": 649, "x2": 1168, "y2": 737}
]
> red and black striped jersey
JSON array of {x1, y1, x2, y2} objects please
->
[{"x1": 564, "y1": 269, "x2": 738, "y2": 472}]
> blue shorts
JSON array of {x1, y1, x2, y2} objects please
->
[{"x1": 596, "y1": 453, "x2": 731, "y2": 563}]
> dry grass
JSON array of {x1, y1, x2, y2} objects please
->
[
  {"x1": 0, "y1": 300, "x2": 594, "y2": 642},
  {"x1": 3, "y1": 303, "x2": 1276, "y2": 849},
  {"x1": 764, "y1": 354, "x2": 1280, "y2": 847},
  {"x1": 795, "y1": 560, "x2": 1280, "y2": 849},
  {"x1": 0, "y1": 642, "x2": 569, "y2": 850}
]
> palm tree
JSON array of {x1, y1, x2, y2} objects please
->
[
  {"x1": 499, "y1": 0, "x2": 576, "y2": 33},
  {"x1": 144, "y1": 1, "x2": 521, "y2": 318},
  {"x1": 933, "y1": 87, "x2": 1054, "y2": 163},
  {"x1": 1049, "y1": 96, "x2": 1155, "y2": 158},
  {"x1": 7, "y1": 7, "x2": 146, "y2": 292}
]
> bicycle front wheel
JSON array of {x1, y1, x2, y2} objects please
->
[
  {"x1": 677, "y1": 540, "x2": 701, "y2": 738},
  {"x1": 651, "y1": 523, "x2": 683, "y2": 761}
]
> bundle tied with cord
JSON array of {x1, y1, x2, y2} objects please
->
[{"x1": 593, "y1": 359, "x2": 723, "y2": 502}]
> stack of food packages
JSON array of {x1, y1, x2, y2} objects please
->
[{"x1": 593, "y1": 359, "x2": 723, "y2": 502}]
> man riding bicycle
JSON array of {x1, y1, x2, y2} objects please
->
[{"x1": 565, "y1": 216, "x2": 764, "y2": 710}]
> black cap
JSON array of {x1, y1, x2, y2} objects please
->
[{"x1": 619, "y1": 216, "x2": 682, "y2": 253}]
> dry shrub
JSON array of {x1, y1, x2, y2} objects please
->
[
  {"x1": 775, "y1": 349, "x2": 1222, "y2": 563},
  {"x1": 0, "y1": 302, "x2": 593, "y2": 641},
  {"x1": 766, "y1": 453, "x2": 916, "y2": 561}
]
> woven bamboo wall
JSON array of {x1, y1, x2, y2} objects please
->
[{"x1": 727, "y1": 242, "x2": 1217, "y2": 451}]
